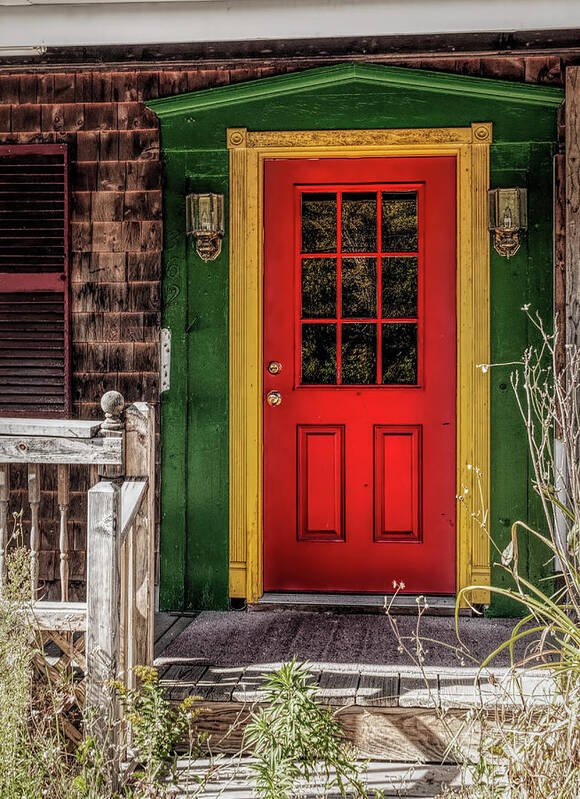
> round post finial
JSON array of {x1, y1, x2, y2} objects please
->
[{"x1": 100, "y1": 391, "x2": 125, "y2": 432}]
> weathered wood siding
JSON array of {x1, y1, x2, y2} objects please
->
[{"x1": 0, "y1": 72, "x2": 161, "y2": 596}]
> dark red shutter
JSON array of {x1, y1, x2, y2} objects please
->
[{"x1": 0, "y1": 144, "x2": 70, "y2": 417}]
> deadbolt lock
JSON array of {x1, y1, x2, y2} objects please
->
[
  {"x1": 267, "y1": 361, "x2": 283, "y2": 375},
  {"x1": 266, "y1": 390, "x2": 282, "y2": 407}
]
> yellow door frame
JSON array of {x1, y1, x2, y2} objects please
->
[{"x1": 227, "y1": 124, "x2": 491, "y2": 605}]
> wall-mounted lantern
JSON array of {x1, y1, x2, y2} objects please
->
[
  {"x1": 186, "y1": 192, "x2": 225, "y2": 261},
  {"x1": 488, "y1": 188, "x2": 528, "y2": 259}
]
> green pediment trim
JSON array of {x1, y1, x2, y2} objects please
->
[{"x1": 148, "y1": 63, "x2": 563, "y2": 119}]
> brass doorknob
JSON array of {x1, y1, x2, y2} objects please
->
[{"x1": 266, "y1": 390, "x2": 282, "y2": 407}]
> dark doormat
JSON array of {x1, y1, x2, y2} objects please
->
[{"x1": 159, "y1": 610, "x2": 530, "y2": 669}]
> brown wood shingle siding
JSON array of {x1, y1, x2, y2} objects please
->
[{"x1": 0, "y1": 75, "x2": 164, "y2": 418}]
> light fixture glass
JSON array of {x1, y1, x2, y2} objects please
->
[
  {"x1": 488, "y1": 188, "x2": 528, "y2": 258},
  {"x1": 186, "y1": 193, "x2": 225, "y2": 261}
]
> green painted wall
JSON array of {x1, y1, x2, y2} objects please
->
[{"x1": 149, "y1": 64, "x2": 563, "y2": 615}]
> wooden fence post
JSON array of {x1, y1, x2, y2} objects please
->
[
  {"x1": 125, "y1": 402, "x2": 156, "y2": 668},
  {"x1": 86, "y1": 479, "x2": 122, "y2": 762}
]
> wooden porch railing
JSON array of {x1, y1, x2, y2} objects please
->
[{"x1": 0, "y1": 391, "x2": 155, "y2": 750}]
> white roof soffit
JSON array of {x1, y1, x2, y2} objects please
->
[{"x1": 0, "y1": 0, "x2": 579, "y2": 49}]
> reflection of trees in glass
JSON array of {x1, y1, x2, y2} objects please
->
[
  {"x1": 301, "y1": 194, "x2": 337, "y2": 253},
  {"x1": 342, "y1": 323, "x2": 376, "y2": 384},
  {"x1": 302, "y1": 323, "x2": 336, "y2": 384},
  {"x1": 382, "y1": 324, "x2": 417, "y2": 384},
  {"x1": 299, "y1": 190, "x2": 419, "y2": 385},
  {"x1": 302, "y1": 258, "x2": 336, "y2": 318},
  {"x1": 342, "y1": 258, "x2": 376, "y2": 318},
  {"x1": 382, "y1": 193, "x2": 418, "y2": 252},
  {"x1": 382, "y1": 257, "x2": 417, "y2": 318},
  {"x1": 341, "y1": 193, "x2": 377, "y2": 253}
]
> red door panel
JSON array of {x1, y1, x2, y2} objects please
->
[
  {"x1": 297, "y1": 425, "x2": 345, "y2": 541},
  {"x1": 263, "y1": 156, "x2": 456, "y2": 594},
  {"x1": 374, "y1": 425, "x2": 421, "y2": 541}
]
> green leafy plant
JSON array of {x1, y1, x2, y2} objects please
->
[
  {"x1": 71, "y1": 735, "x2": 110, "y2": 798},
  {"x1": 113, "y1": 665, "x2": 205, "y2": 794},
  {"x1": 0, "y1": 509, "x2": 73, "y2": 798},
  {"x1": 244, "y1": 658, "x2": 383, "y2": 799},
  {"x1": 0, "y1": 509, "x2": 210, "y2": 798}
]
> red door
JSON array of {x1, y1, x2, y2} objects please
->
[{"x1": 263, "y1": 156, "x2": 456, "y2": 594}]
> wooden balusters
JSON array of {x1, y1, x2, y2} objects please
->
[
  {"x1": 0, "y1": 392, "x2": 156, "y2": 783},
  {"x1": 57, "y1": 464, "x2": 70, "y2": 602},
  {"x1": 0, "y1": 464, "x2": 9, "y2": 591},
  {"x1": 28, "y1": 464, "x2": 40, "y2": 598}
]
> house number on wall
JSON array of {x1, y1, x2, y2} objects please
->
[{"x1": 161, "y1": 328, "x2": 171, "y2": 393}]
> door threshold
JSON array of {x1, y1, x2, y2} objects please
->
[{"x1": 252, "y1": 592, "x2": 472, "y2": 616}]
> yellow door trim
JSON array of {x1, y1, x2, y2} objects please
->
[{"x1": 227, "y1": 124, "x2": 492, "y2": 605}]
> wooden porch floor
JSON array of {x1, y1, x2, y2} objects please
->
[
  {"x1": 152, "y1": 611, "x2": 551, "y2": 778},
  {"x1": 154, "y1": 612, "x2": 552, "y2": 714},
  {"x1": 152, "y1": 612, "x2": 556, "y2": 797}
]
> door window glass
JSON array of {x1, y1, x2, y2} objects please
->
[
  {"x1": 342, "y1": 323, "x2": 377, "y2": 384},
  {"x1": 299, "y1": 188, "x2": 419, "y2": 385},
  {"x1": 302, "y1": 257, "x2": 337, "y2": 318},
  {"x1": 301, "y1": 193, "x2": 337, "y2": 253},
  {"x1": 382, "y1": 192, "x2": 418, "y2": 252},
  {"x1": 382, "y1": 323, "x2": 418, "y2": 384},
  {"x1": 301, "y1": 323, "x2": 337, "y2": 384},
  {"x1": 341, "y1": 257, "x2": 376, "y2": 318},
  {"x1": 381, "y1": 256, "x2": 418, "y2": 318},
  {"x1": 341, "y1": 192, "x2": 377, "y2": 252}
]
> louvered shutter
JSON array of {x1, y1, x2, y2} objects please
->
[{"x1": 0, "y1": 145, "x2": 70, "y2": 417}]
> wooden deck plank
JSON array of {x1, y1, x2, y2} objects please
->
[
  {"x1": 159, "y1": 663, "x2": 208, "y2": 685},
  {"x1": 399, "y1": 675, "x2": 439, "y2": 708},
  {"x1": 356, "y1": 673, "x2": 399, "y2": 707},
  {"x1": 318, "y1": 668, "x2": 360, "y2": 705},
  {"x1": 154, "y1": 613, "x2": 196, "y2": 658},
  {"x1": 439, "y1": 674, "x2": 480, "y2": 707},
  {"x1": 156, "y1": 654, "x2": 555, "y2": 711},
  {"x1": 154, "y1": 612, "x2": 179, "y2": 644},
  {"x1": 187, "y1": 701, "x2": 485, "y2": 763},
  {"x1": 232, "y1": 666, "x2": 269, "y2": 703},
  {"x1": 164, "y1": 666, "x2": 209, "y2": 702},
  {"x1": 195, "y1": 666, "x2": 245, "y2": 702}
]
